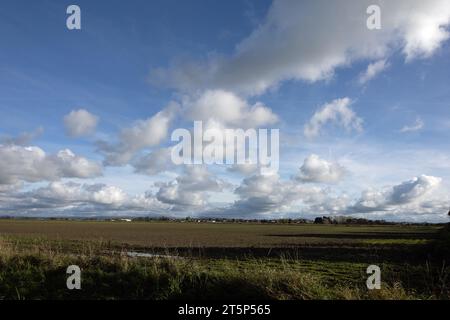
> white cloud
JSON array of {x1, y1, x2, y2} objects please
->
[
  {"x1": 0, "y1": 181, "x2": 170, "y2": 215},
  {"x1": 64, "y1": 109, "x2": 99, "y2": 137},
  {"x1": 402, "y1": 5, "x2": 450, "y2": 61},
  {"x1": 231, "y1": 174, "x2": 294, "y2": 214},
  {"x1": 37, "y1": 182, "x2": 126, "y2": 207},
  {"x1": 216, "y1": 171, "x2": 445, "y2": 220},
  {"x1": 96, "y1": 90, "x2": 276, "y2": 171},
  {"x1": 133, "y1": 148, "x2": 175, "y2": 175},
  {"x1": 88, "y1": 184, "x2": 127, "y2": 206},
  {"x1": 389, "y1": 175, "x2": 441, "y2": 204},
  {"x1": 227, "y1": 173, "x2": 324, "y2": 215},
  {"x1": 296, "y1": 154, "x2": 346, "y2": 183},
  {"x1": 1, "y1": 159, "x2": 445, "y2": 220},
  {"x1": 304, "y1": 98, "x2": 363, "y2": 138},
  {"x1": 156, "y1": 166, "x2": 229, "y2": 209},
  {"x1": 185, "y1": 90, "x2": 278, "y2": 128},
  {"x1": 400, "y1": 117, "x2": 424, "y2": 133},
  {"x1": 0, "y1": 144, "x2": 102, "y2": 186},
  {"x1": 98, "y1": 102, "x2": 179, "y2": 165},
  {"x1": 351, "y1": 175, "x2": 442, "y2": 212},
  {"x1": 358, "y1": 59, "x2": 388, "y2": 84},
  {"x1": 151, "y1": 0, "x2": 450, "y2": 95}
]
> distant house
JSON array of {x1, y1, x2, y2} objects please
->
[{"x1": 120, "y1": 219, "x2": 132, "y2": 222}]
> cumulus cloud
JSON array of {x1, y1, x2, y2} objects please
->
[
  {"x1": 98, "y1": 102, "x2": 179, "y2": 165},
  {"x1": 351, "y1": 175, "x2": 442, "y2": 213},
  {"x1": 1, "y1": 160, "x2": 443, "y2": 220},
  {"x1": 231, "y1": 174, "x2": 293, "y2": 213},
  {"x1": 185, "y1": 90, "x2": 278, "y2": 128},
  {"x1": 166, "y1": 91, "x2": 279, "y2": 174},
  {"x1": 304, "y1": 98, "x2": 363, "y2": 138},
  {"x1": 64, "y1": 109, "x2": 99, "y2": 137},
  {"x1": 358, "y1": 59, "x2": 388, "y2": 84},
  {"x1": 0, "y1": 144, "x2": 102, "y2": 186},
  {"x1": 133, "y1": 148, "x2": 175, "y2": 175},
  {"x1": 156, "y1": 166, "x2": 229, "y2": 209},
  {"x1": 400, "y1": 117, "x2": 424, "y2": 133},
  {"x1": 151, "y1": 0, "x2": 450, "y2": 95},
  {"x1": 300, "y1": 175, "x2": 444, "y2": 218},
  {"x1": 98, "y1": 91, "x2": 276, "y2": 170},
  {"x1": 39, "y1": 182, "x2": 126, "y2": 207},
  {"x1": 227, "y1": 173, "x2": 324, "y2": 215},
  {"x1": 295, "y1": 154, "x2": 346, "y2": 183},
  {"x1": 212, "y1": 172, "x2": 444, "y2": 219},
  {"x1": 0, "y1": 181, "x2": 170, "y2": 215}
]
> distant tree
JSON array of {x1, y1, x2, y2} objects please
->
[{"x1": 314, "y1": 217, "x2": 324, "y2": 224}]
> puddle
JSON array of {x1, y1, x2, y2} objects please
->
[{"x1": 126, "y1": 251, "x2": 182, "y2": 259}]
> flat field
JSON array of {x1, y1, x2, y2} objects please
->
[
  {"x1": 0, "y1": 219, "x2": 440, "y2": 247},
  {"x1": 0, "y1": 219, "x2": 448, "y2": 300}
]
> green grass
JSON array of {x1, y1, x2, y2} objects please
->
[{"x1": 0, "y1": 220, "x2": 448, "y2": 300}]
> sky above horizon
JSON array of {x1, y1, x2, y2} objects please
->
[{"x1": 1, "y1": 0, "x2": 450, "y2": 222}]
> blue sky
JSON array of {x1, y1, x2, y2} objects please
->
[{"x1": 1, "y1": 0, "x2": 450, "y2": 222}]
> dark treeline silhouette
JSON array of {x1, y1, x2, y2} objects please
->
[{"x1": 0, "y1": 215, "x2": 443, "y2": 226}]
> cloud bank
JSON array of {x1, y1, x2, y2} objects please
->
[
  {"x1": 151, "y1": 0, "x2": 450, "y2": 95},
  {"x1": 0, "y1": 145, "x2": 102, "y2": 187}
]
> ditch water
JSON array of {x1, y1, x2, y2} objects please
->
[{"x1": 126, "y1": 251, "x2": 182, "y2": 259}]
